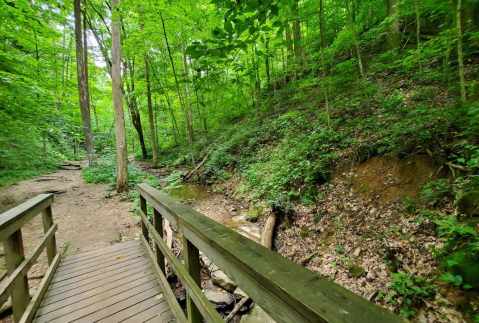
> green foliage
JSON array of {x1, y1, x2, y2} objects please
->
[
  {"x1": 300, "y1": 226, "x2": 309, "y2": 238},
  {"x1": 389, "y1": 273, "x2": 435, "y2": 318},
  {"x1": 247, "y1": 207, "x2": 262, "y2": 222}
]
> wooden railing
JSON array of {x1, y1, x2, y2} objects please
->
[
  {"x1": 137, "y1": 183, "x2": 403, "y2": 323},
  {"x1": 0, "y1": 194, "x2": 60, "y2": 323}
]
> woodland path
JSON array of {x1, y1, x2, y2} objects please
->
[{"x1": 0, "y1": 164, "x2": 140, "y2": 323}]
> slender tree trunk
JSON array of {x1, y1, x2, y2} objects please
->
[
  {"x1": 254, "y1": 46, "x2": 261, "y2": 112},
  {"x1": 265, "y1": 38, "x2": 271, "y2": 92},
  {"x1": 111, "y1": 0, "x2": 128, "y2": 192},
  {"x1": 456, "y1": 0, "x2": 467, "y2": 103},
  {"x1": 293, "y1": 0, "x2": 306, "y2": 66},
  {"x1": 386, "y1": 0, "x2": 400, "y2": 50},
  {"x1": 124, "y1": 60, "x2": 148, "y2": 159},
  {"x1": 345, "y1": 0, "x2": 371, "y2": 112},
  {"x1": 160, "y1": 12, "x2": 195, "y2": 168},
  {"x1": 144, "y1": 56, "x2": 158, "y2": 165},
  {"x1": 415, "y1": 0, "x2": 422, "y2": 69},
  {"x1": 320, "y1": 0, "x2": 332, "y2": 132},
  {"x1": 73, "y1": 0, "x2": 95, "y2": 166},
  {"x1": 182, "y1": 43, "x2": 195, "y2": 142}
]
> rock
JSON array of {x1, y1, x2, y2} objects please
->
[
  {"x1": 241, "y1": 305, "x2": 276, "y2": 323},
  {"x1": 212, "y1": 269, "x2": 237, "y2": 292},
  {"x1": 203, "y1": 289, "x2": 234, "y2": 309},
  {"x1": 353, "y1": 247, "x2": 361, "y2": 257},
  {"x1": 349, "y1": 264, "x2": 366, "y2": 277},
  {"x1": 234, "y1": 287, "x2": 248, "y2": 300}
]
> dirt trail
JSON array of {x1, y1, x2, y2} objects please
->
[{"x1": 0, "y1": 164, "x2": 139, "y2": 322}]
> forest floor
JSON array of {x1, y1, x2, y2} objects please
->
[{"x1": 0, "y1": 162, "x2": 140, "y2": 323}]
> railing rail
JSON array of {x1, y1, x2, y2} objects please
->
[
  {"x1": 137, "y1": 183, "x2": 403, "y2": 323},
  {"x1": 0, "y1": 194, "x2": 60, "y2": 323}
]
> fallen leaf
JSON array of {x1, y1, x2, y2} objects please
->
[
  {"x1": 155, "y1": 293, "x2": 164, "y2": 300},
  {"x1": 116, "y1": 255, "x2": 123, "y2": 259}
]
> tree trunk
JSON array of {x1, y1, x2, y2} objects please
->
[
  {"x1": 415, "y1": 0, "x2": 422, "y2": 69},
  {"x1": 144, "y1": 56, "x2": 158, "y2": 166},
  {"x1": 386, "y1": 0, "x2": 400, "y2": 50},
  {"x1": 345, "y1": 0, "x2": 371, "y2": 113},
  {"x1": 285, "y1": 25, "x2": 294, "y2": 60},
  {"x1": 73, "y1": 0, "x2": 94, "y2": 166},
  {"x1": 182, "y1": 43, "x2": 195, "y2": 142},
  {"x1": 456, "y1": 0, "x2": 467, "y2": 103},
  {"x1": 320, "y1": 0, "x2": 332, "y2": 132},
  {"x1": 265, "y1": 38, "x2": 271, "y2": 92},
  {"x1": 111, "y1": 0, "x2": 128, "y2": 192},
  {"x1": 292, "y1": 0, "x2": 306, "y2": 66},
  {"x1": 124, "y1": 60, "x2": 148, "y2": 159},
  {"x1": 260, "y1": 213, "x2": 277, "y2": 249}
]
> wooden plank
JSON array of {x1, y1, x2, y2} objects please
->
[
  {"x1": 97, "y1": 294, "x2": 168, "y2": 323},
  {"x1": 140, "y1": 236, "x2": 187, "y2": 323},
  {"x1": 49, "y1": 253, "x2": 148, "y2": 284},
  {"x1": 153, "y1": 208, "x2": 165, "y2": 275},
  {"x1": 120, "y1": 301, "x2": 171, "y2": 323},
  {"x1": 0, "y1": 194, "x2": 54, "y2": 241},
  {"x1": 0, "y1": 224, "x2": 58, "y2": 307},
  {"x1": 47, "y1": 258, "x2": 150, "y2": 291},
  {"x1": 42, "y1": 263, "x2": 151, "y2": 306},
  {"x1": 58, "y1": 240, "x2": 140, "y2": 265},
  {"x1": 145, "y1": 309, "x2": 175, "y2": 323},
  {"x1": 71, "y1": 287, "x2": 163, "y2": 323},
  {"x1": 54, "y1": 248, "x2": 145, "y2": 277},
  {"x1": 4, "y1": 229, "x2": 30, "y2": 323},
  {"x1": 139, "y1": 211, "x2": 223, "y2": 323},
  {"x1": 183, "y1": 236, "x2": 202, "y2": 323},
  {"x1": 137, "y1": 183, "x2": 403, "y2": 323},
  {"x1": 140, "y1": 195, "x2": 150, "y2": 240},
  {"x1": 41, "y1": 206, "x2": 57, "y2": 266},
  {"x1": 34, "y1": 275, "x2": 159, "y2": 322},
  {"x1": 18, "y1": 253, "x2": 61, "y2": 323},
  {"x1": 40, "y1": 267, "x2": 156, "y2": 308}
]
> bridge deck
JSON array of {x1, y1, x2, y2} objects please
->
[{"x1": 32, "y1": 240, "x2": 174, "y2": 323}]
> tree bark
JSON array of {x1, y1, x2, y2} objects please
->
[
  {"x1": 386, "y1": 0, "x2": 400, "y2": 50},
  {"x1": 319, "y1": 0, "x2": 332, "y2": 132},
  {"x1": 456, "y1": 0, "x2": 467, "y2": 103},
  {"x1": 144, "y1": 56, "x2": 158, "y2": 165},
  {"x1": 345, "y1": 0, "x2": 371, "y2": 113},
  {"x1": 111, "y1": 0, "x2": 128, "y2": 192},
  {"x1": 182, "y1": 43, "x2": 195, "y2": 143},
  {"x1": 124, "y1": 60, "x2": 148, "y2": 159},
  {"x1": 260, "y1": 213, "x2": 277, "y2": 250},
  {"x1": 415, "y1": 0, "x2": 422, "y2": 69},
  {"x1": 73, "y1": 0, "x2": 94, "y2": 166},
  {"x1": 292, "y1": 0, "x2": 306, "y2": 66}
]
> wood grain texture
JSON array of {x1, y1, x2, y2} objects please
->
[
  {"x1": 137, "y1": 183, "x2": 403, "y2": 323},
  {"x1": 140, "y1": 236, "x2": 187, "y2": 323},
  {"x1": 33, "y1": 241, "x2": 173, "y2": 323},
  {"x1": 183, "y1": 236, "x2": 202, "y2": 323},
  {"x1": 19, "y1": 253, "x2": 61, "y2": 323},
  {"x1": 41, "y1": 206, "x2": 57, "y2": 266},
  {"x1": 139, "y1": 210, "x2": 223, "y2": 323},
  {"x1": 0, "y1": 194, "x2": 53, "y2": 241}
]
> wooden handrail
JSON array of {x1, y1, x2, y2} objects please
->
[
  {"x1": 137, "y1": 183, "x2": 403, "y2": 323},
  {"x1": 0, "y1": 194, "x2": 60, "y2": 323}
]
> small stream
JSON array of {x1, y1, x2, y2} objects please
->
[{"x1": 164, "y1": 182, "x2": 261, "y2": 241}]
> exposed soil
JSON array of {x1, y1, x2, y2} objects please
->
[{"x1": 0, "y1": 163, "x2": 139, "y2": 322}]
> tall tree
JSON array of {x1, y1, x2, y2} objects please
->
[
  {"x1": 386, "y1": 0, "x2": 400, "y2": 50},
  {"x1": 182, "y1": 43, "x2": 195, "y2": 142},
  {"x1": 111, "y1": 0, "x2": 128, "y2": 192},
  {"x1": 73, "y1": 0, "x2": 94, "y2": 166},
  {"x1": 319, "y1": 0, "x2": 332, "y2": 132},
  {"x1": 456, "y1": 0, "x2": 467, "y2": 103}
]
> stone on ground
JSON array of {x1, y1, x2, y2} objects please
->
[
  {"x1": 203, "y1": 289, "x2": 234, "y2": 309},
  {"x1": 240, "y1": 305, "x2": 276, "y2": 323}
]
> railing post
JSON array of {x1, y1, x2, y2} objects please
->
[
  {"x1": 153, "y1": 209, "x2": 166, "y2": 275},
  {"x1": 139, "y1": 195, "x2": 149, "y2": 241},
  {"x1": 183, "y1": 237, "x2": 202, "y2": 323},
  {"x1": 42, "y1": 205, "x2": 57, "y2": 265},
  {"x1": 4, "y1": 229, "x2": 29, "y2": 323}
]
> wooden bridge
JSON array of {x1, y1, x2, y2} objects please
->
[{"x1": 0, "y1": 183, "x2": 403, "y2": 323}]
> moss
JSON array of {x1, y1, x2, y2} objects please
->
[
  {"x1": 301, "y1": 226, "x2": 309, "y2": 238},
  {"x1": 247, "y1": 207, "x2": 261, "y2": 222}
]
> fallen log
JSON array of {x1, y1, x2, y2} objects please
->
[
  {"x1": 260, "y1": 213, "x2": 277, "y2": 250},
  {"x1": 224, "y1": 295, "x2": 250, "y2": 322},
  {"x1": 185, "y1": 147, "x2": 215, "y2": 180}
]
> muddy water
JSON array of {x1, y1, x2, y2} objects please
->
[
  {"x1": 165, "y1": 182, "x2": 214, "y2": 201},
  {"x1": 165, "y1": 182, "x2": 261, "y2": 241}
]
